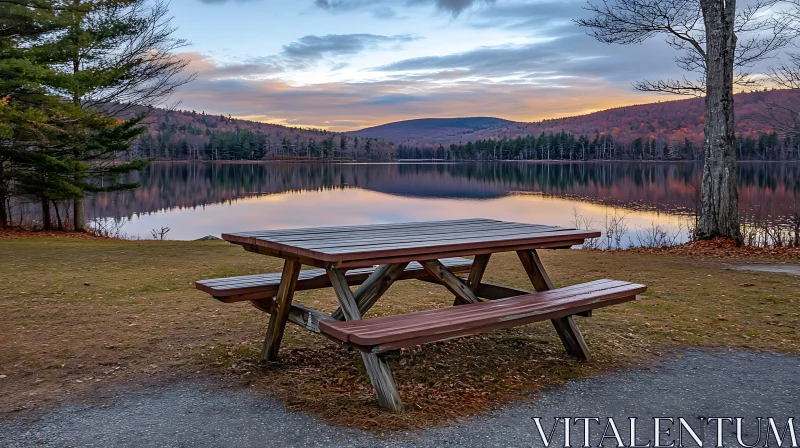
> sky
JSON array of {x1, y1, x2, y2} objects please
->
[{"x1": 166, "y1": 0, "x2": 701, "y2": 131}]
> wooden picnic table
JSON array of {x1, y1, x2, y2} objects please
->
[{"x1": 197, "y1": 218, "x2": 645, "y2": 412}]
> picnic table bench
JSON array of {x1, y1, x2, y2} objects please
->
[{"x1": 196, "y1": 218, "x2": 646, "y2": 412}]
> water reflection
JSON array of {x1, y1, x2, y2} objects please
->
[{"x1": 86, "y1": 161, "x2": 800, "y2": 242}]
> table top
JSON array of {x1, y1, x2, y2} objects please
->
[{"x1": 222, "y1": 219, "x2": 600, "y2": 268}]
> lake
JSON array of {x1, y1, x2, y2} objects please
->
[{"x1": 86, "y1": 161, "x2": 800, "y2": 247}]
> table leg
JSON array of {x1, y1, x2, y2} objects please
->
[
  {"x1": 453, "y1": 254, "x2": 491, "y2": 305},
  {"x1": 327, "y1": 265, "x2": 404, "y2": 412},
  {"x1": 261, "y1": 258, "x2": 302, "y2": 362},
  {"x1": 420, "y1": 259, "x2": 480, "y2": 304},
  {"x1": 330, "y1": 262, "x2": 409, "y2": 320},
  {"x1": 516, "y1": 249, "x2": 591, "y2": 360}
]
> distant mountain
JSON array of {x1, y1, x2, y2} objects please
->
[
  {"x1": 348, "y1": 90, "x2": 796, "y2": 148},
  {"x1": 350, "y1": 117, "x2": 514, "y2": 145}
]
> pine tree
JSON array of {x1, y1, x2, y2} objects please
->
[{"x1": 42, "y1": 0, "x2": 193, "y2": 230}]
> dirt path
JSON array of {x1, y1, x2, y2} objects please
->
[{"x1": 2, "y1": 349, "x2": 797, "y2": 447}]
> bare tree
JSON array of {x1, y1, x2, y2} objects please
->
[
  {"x1": 50, "y1": 0, "x2": 196, "y2": 231},
  {"x1": 577, "y1": 0, "x2": 793, "y2": 242}
]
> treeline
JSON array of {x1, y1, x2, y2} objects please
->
[
  {"x1": 128, "y1": 112, "x2": 393, "y2": 161},
  {"x1": 395, "y1": 131, "x2": 800, "y2": 161}
]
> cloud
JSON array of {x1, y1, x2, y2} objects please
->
[
  {"x1": 467, "y1": 1, "x2": 584, "y2": 31},
  {"x1": 281, "y1": 34, "x2": 417, "y2": 67},
  {"x1": 314, "y1": 0, "x2": 495, "y2": 18},
  {"x1": 174, "y1": 53, "x2": 667, "y2": 131},
  {"x1": 373, "y1": 33, "x2": 681, "y2": 85},
  {"x1": 182, "y1": 33, "x2": 417, "y2": 80},
  {"x1": 182, "y1": 52, "x2": 284, "y2": 79}
]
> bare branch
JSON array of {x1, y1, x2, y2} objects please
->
[
  {"x1": 633, "y1": 76, "x2": 706, "y2": 95},
  {"x1": 577, "y1": 0, "x2": 792, "y2": 96}
]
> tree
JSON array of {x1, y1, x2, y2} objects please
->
[
  {"x1": 577, "y1": 0, "x2": 792, "y2": 242},
  {"x1": 43, "y1": 0, "x2": 194, "y2": 230},
  {"x1": 0, "y1": 0, "x2": 87, "y2": 229},
  {"x1": 339, "y1": 134, "x2": 348, "y2": 159}
]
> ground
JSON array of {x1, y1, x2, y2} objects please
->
[
  {"x1": 0, "y1": 236, "x2": 798, "y2": 432},
  {"x1": 1, "y1": 350, "x2": 797, "y2": 447}
]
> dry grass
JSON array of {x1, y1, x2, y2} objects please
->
[{"x1": 0, "y1": 237, "x2": 798, "y2": 430}]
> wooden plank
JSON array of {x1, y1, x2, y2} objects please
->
[
  {"x1": 334, "y1": 239, "x2": 586, "y2": 269},
  {"x1": 261, "y1": 258, "x2": 302, "y2": 362},
  {"x1": 326, "y1": 265, "x2": 403, "y2": 412},
  {"x1": 516, "y1": 249, "x2": 553, "y2": 290},
  {"x1": 225, "y1": 218, "x2": 493, "y2": 240},
  {"x1": 360, "y1": 353, "x2": 403, "y2": 412},
  {"x1": 195, "y1": 258, "x2": 472, "y2": 291},
  {"x1": 323, "y1": 280, "x2": 625, "y2": 336},
  {"x1": 421, "y1": 259, "x2": 480, "y2": 304},
  {"x1": 517, "y1": 249, "x2": 591, "y2": 360},
  {"x1": 331, "y1": 263, "x2": 392, "y2": 320},
  {"x1": 454, "y1": 254, "x2": 490, "y2": 305},
  {"x1": 254, "y1": 221, "x2": 551, "y2": 245},
  {"x1": 197, "y1": 257, "x2": 473, "y2": 301},
  {"x1": 233, "y1": 225, "x2": 597, "y2": 265},
  {"x1": 267, "y1": 223, "x2": 559, "y2": 249},
  {"x1": 317, "y1": 280, "x2": 633, "y2": 341},
  {"x1": 250, "y1": 297, "x2": 332, "y2": 333},
  {"x1": 551, "y1": 316, "x2": 590, "y2": 359},
  {"x1": 224, "y1": 219, "x2": 501, "y2": 249},
  {"x1": 327, "y1": 283, "x2": 644, "y2": 345},
  {"x1": 318, "y1": 283, "x2": 643, "y2": 349},
  {"x1": 241, "y1": 243, "x2": 328, "y2": 268},
  {"x1": 334, "y1": 262, "x2": 409, "y2": 320},
  {"x1": 324, "y1": 230, "x2": 596, "y2": 259},
  {"x1": 474, "y1": 280, "x2": 528, "y2": 300},
  {"x1": 420, "y1": 277, "x2": 533, "y2": 301},
  {"x1": 356, "y1": 296, "x2": 634, "y2": 354},
  {"x1": 327, "y1": 267, "x2": 360, "y2": 321},
  {"x1": 301, "y1": 229, "x2": 595, "y2": 254}
]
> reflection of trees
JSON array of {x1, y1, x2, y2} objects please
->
[{"x1": 86, "y1": 162, "x2": 800, "y2": 222}]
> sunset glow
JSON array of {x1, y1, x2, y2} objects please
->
[{"x1": 167, "y1": 0, "x2": 695, "y2": 130}]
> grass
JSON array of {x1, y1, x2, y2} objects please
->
[{"x1": 0, "y1": 236, "x2": 798, "y2": 430}]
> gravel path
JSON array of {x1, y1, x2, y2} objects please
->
[
  {"x1": 1, "y1": 350, "x2": 798, "y2": 447},
  {"x1": 729, "y1": 264, "x2": 800, "y2": 276}
]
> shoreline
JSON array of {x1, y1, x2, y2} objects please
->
[
  {"x1": 144, "y1": 158, "x2": 800, "y2": 164},
  {"x1": 2, "y1": 229, "x2": 797, "y2": 259}
]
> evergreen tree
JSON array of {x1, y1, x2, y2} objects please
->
[{"x1": 43, "y1": 0, "x2": 194, "y2": 230}]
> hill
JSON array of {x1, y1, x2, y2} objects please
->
[
  {"x1": 348, "y1": 90, "x2": 797, "y2": 148},
  {"x1": 128, "y1": 108, "x2": 393, "y2": 161},
  {"x1": 350, "y1": 117, "x2": 513, "y2": 145}
]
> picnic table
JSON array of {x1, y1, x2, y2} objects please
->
[{"x1": 196, "y1": 218, "x2": 646, "y2": 412}]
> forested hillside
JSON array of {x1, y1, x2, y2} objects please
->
[
  {"x1": 499, "y1": 90, "x2": 791, "y2": 147},
  {"x1": 358, "y1": 90, "x2": 793, "y2": 147},
  {"x1": 128, "y1": 108, "x2": 393, "y2": 161},
  {"x1": 131, "y1": 89, "x2": 799, "y2": 161},
  {"x1": 396, "y1": 129, "x2": 797, "y2": 161}
]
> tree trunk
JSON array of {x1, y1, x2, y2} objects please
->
[
  {"x1": 71, "y1": 20, "x2": 86, "y2": 233},
  {"x1": 0, "y1": 195, "x2": 7, "y2": 229},
  {"x1": 73, "y1": 200, "x2": 86, "y2": 231},
  {"x1": 52, "y1": 200, "x2": 63, "y2": 230},
  {"x1": 0, "y1": 161, "x2": 7, "y2": 229},
  {"x1": 42, "y1": 198, "x2": 52, "y2": 231},
  {"x1": 696, "y1": 0, "x2": 742, "y2": 242}
]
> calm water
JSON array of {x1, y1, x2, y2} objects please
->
[{"x1": 87, "y1": 161, "x2": 800, "y2": 245}]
